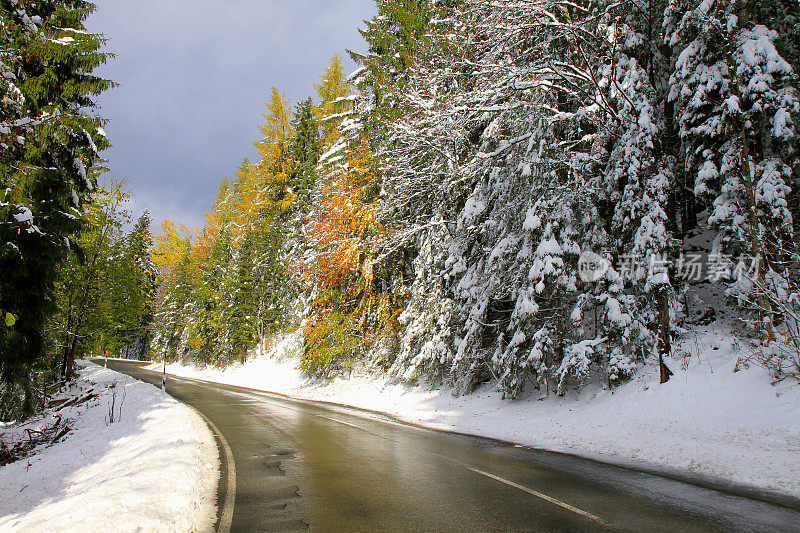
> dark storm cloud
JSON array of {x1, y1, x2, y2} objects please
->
[{"x1": 88, "y1": 0, "x2": 375, "y2": 231}]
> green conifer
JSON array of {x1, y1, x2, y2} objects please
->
[{"x1": 0, "y1": 0, "x2": 113, "y2": 404}]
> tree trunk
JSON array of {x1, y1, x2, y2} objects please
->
[
  {"x1": 656, "y1": 286, "x2": 673, "y2": 384},
  {"x1": 64, "y1": 335, "x2": 79, "y2": 380},
  {"x1": 659, "y1": 353, "x2": 673, "y2": 384},
  {"x1": 59, "y1": 302, "x2": 75, "y2": 378},
  {"x1": 22, "y1": 374, "x2": 35, "y2": 417},
  {"x1": 683, "y1": 189, "x2": 697, "y2": 235},
  {"x1": 729, "y1": 0, "x2": 774, "y2": 340},
  {"x1": 735, "y1": 89, "x2": 774, "y2": 341},
  {"x1": 59, "y1": 337, "x2": 71, "y2": 380},
  {"x1": 656, "y1": 286, "x2": 671, "y2": 355}
]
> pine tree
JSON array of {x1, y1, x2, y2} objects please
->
[
  {"x1": 349, "y1": 0, "x2": 437, "y2": 135},
  {"x1": 185, "y1": 188, "x2": 235, "y2": 364},
  {"x1": 0, "y1": 0, "x2": 113, "y2": 405},
  {"x1": 151, "y1": 239, "x2": 195, "y2": 361},
  {"x1": 222, "y1": 231, "x2": 260, "y2": 363},
  {"x1": 105, "y1": 211, "x2": 156, "y2": 358},
  {"x1": 667, "y1": 0, "x2": 798, "y2": 334},
  {"x1": 287, "y1": 98, "x2": 321, "y2": 210}
]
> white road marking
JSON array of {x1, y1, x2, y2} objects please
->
[
  {"x1": 315, "y1": 414, "x2": 366, "y2": 431},
  {"x1": 194, "y1": 410, "x2": 236, "y2": 533},
  {"x1": 466, "y1": 466, "x2": 606, "y2": 524}
]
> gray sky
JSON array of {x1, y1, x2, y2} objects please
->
[{"x1": 88, "y1": 0, "x2": 375, "y2": 231}]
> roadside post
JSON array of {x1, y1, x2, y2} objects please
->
[{"x1": 162, "y1": 356, "x2": 167, "y2": 391}]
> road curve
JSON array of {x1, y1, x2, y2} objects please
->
[{"x1": 103, "y1": 359, "x2": 800, "y2": 532}]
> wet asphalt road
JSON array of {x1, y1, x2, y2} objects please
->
[{"x1": 103, "y1": 359, "x2": 800, "y2": 532}]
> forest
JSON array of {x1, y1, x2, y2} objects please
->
[{"x1": 1, "y1": 0, "x2": 798, "y2": 419}]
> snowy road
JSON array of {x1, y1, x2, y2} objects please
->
[{"x1": 105, "y1": 360, "x2": 800, "y2": 532}]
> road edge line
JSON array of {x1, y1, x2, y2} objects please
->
[{"x1": 192, "y1": 408, "x2": 236, "y2": 533}]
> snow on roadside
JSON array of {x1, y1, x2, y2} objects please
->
[
  {"x1": 163, "y1": 328, "x2": 800, "y2": 500},
  {"x1": 0, "y1": 362, "x2": 218, "y2": 533}
]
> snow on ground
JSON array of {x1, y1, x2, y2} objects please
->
[
  {"x1": 163, "y1": 327, "x2": 800, "y2": 499},
  {"x1": 0, "y1": 362, "x2": 218, "y2": 533}
]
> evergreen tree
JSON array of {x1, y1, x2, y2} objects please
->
[
  {"x1": 151, "y1": 239, "x2": 195, "y2": 361},
  {"x1": 186, "y1": 200, "x2": 234, "y2": 364},
  {"x1": 287, "y1": 98, "x2": 321, "y2": 210},
  {"x1": 220, "y1": 218, "x2": 294, "y2": 363},
  {"x1": 350, "y1": 0, "x2": 437, "y2": 132},
  {"x1": 105, "y1": 211, "x2": 156, "y2": 358},
  {"x1": 222, "y1": 231, "x2": 260, "y2": 363},
  {"x1": 0, "y1": 0, "x2": 113, "y2": 407},
  {"x1": 666, "y1": 0, "x2": 799, "y2": 332}
]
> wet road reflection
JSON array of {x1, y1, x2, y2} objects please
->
[{"x1": 105, "y1": 360, "x2": 800, "y2": 533}]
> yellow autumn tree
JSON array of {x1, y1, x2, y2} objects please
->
[
  {"x1": 231, "y1": 158, "x2": 267, "y2": 236},
  {"x1": 193, "y1": 178, "x2": 236, "y2": 261},
  {"x1": 305, "y1": 137, "x2": 377, "y2": 291},
  {"x1": 314, "y1": 54, "x2": 352, "y2": 149},
  {"x1": 152, "y1": 219, "x2": 191, "y2": 269},
  {"x1": 255, "y1": 87, "x2": 297, "y2": 212}
]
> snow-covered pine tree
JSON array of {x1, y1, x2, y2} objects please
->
[
  {"x1": 151, "y1": 241, "x2": 194, "y2": 360},
  {"x1": 349, "y1": 0, "x2": 437, "y2": 138},
  {"x1": 667, "y1": 0, "x2": 799, "y2": 336},
  {"x1": 0, "y1": 0, "x2": 112, "y2": 402},
  {"x1": 112, "y1": 211, "x2": 157, "y2": 359},
  {"x1": 97, "y1": 208, "x2": 156, "y2": 359},
  {"x1": 219, "y1": 211, "x2": 297, "y2": 364},
  {"x1": 383, "y1": 0, "x2": 670, "y2": 395},
  {"x1": 599, "y1": 0, "x2": 677, "y2": 374},
  {"x1": 190, "y1": 202, "x2": 235, "y2": 364}
]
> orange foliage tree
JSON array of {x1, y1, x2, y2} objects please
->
[
  {"x1": 302, "y1": 137, "x2": 397, "y2": 372},
  {"x1": 306, "y1": 137, "x2": 378, "y2": 293}
]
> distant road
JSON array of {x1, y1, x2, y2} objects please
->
[{"x1": 104, "y1": 359, "x2": 800, "y2": 532}]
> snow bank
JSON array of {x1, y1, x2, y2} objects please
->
[
  {"x1": 0, "y1": 362, "x2": 218, "y2": 532},
  {"x1": 164, "y1": 328, "x2": 800, "y2": 500}
]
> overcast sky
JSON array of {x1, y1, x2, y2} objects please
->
[{"x1": 87, "y1": 0, "x2": 376, "y2": 231}]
